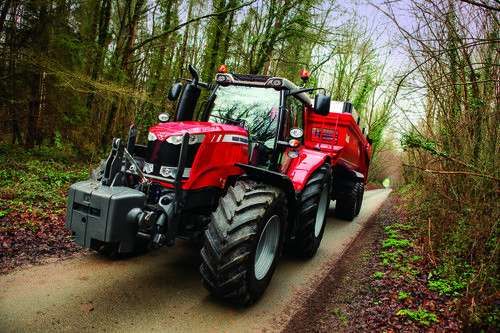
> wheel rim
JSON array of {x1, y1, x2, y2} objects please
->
[
  {"x1": 254, "y1": 215, "x2": 280, "y2": 280},
  {"x1": 314, "y1": 184, "x2": 329, "y2": 237}
]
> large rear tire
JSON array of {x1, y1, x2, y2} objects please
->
[
  {"x1": 290, "y1": 164, "x2": 331, "y2": 258},
  {"x1": 200, "y1": 180, "x2": 287, "y2": 305},
  {"x1": 334, "y1": 180, "x2": 360, "y2": 221}
]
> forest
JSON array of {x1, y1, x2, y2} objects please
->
[
  {"x1": 0, "y1": 0, "x2": 498, "y2": 331},
  {"x1": 0, "y1": 0, "x2": 392, "y2": 154}
]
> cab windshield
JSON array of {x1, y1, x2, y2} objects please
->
[{"x1": 208, "y1": 85, "x2": 280, "y2": 144}]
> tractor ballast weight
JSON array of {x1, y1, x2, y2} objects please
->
[
  {"x1": 65, "y1": 66, "x2": 371, "y2": 305},
  {"x1": 66, "y1": 181, "x2": 145, "y2": 253}
]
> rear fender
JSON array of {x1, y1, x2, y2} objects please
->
[
  {"x1": 334, "y1": 163, "x2": 365, "y2": 182},
  {"x1": 285, "y1": 147, "x2": 331, "y2": 192}
]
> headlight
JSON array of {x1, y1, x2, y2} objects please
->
[
  {"x1": 166, "y1": 135, "x2": 183, "y2": 145},
  {"x1": 290, "y1": 127, "x2": 303, "y2": 139},
  {"x1": 167, "y1": 134, "x2": 205, "y2": 145},
  {"x1": 159, "y1": 166, "x2": 175, "y2": 178},
  {"x1": 143, "y1": 162, "x2": 154, "y2": 174},
  {"x1": 148, "y1": 132, "x2": 157, "y2": 141},
  {"x1": 158, "y1": 113, "x2": 170, "y2": 122}
]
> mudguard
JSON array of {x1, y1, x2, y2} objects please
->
[
  {"x1": 235, "y1": 163, "x2": 297, "y2": 208},
  {"x1": 285, "y1": 147, "x2": 330, "y2": 192},
  {"x1": 333, "y1": 162, "x2": 365, "y2": 181}
]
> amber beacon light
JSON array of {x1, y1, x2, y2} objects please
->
[
  {"x1": 299, "y1": 68, "x2": 311, "y2": 82},
  {"x1": 218, "y1": 64, "x2": 228, "y2": 73}
]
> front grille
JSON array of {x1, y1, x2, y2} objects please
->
[
  {"x1": 145, "y1": 141, "x2": 200, "y2": 177},
  {"x1": 232, "y1": 74, "x2": 270, "y2": 82}
]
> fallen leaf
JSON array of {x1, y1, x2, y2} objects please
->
[{"x1": 80, "y1": 302, "x2": 94, "y2": 313}]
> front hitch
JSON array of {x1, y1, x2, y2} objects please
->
[
  {"x1": 151, "y1": 132, "x2": 190, "y2": 247},
  {"x1": 66, "y1": 130, "x2": 191, "y2": 253}
]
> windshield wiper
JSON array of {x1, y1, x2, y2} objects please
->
[{"x1": 211, "y1": 115, "x2": 246, "y2": 128}]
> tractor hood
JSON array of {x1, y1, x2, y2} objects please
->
[
  {"x1": 142, "y1": 120, "x2": 249, "y2": 190},
  {"x1": 148, "y1": 121, "x2": 247, "y2": 141}
]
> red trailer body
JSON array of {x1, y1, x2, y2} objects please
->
[{"x1": 304, "y1": 104, "x2": 371, "y2": 183}]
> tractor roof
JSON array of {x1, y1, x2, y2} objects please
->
[{"x1": 215, "y1": 73, "x2": 313, "y2": 106}]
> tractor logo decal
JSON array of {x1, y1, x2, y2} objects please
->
[{"x1": 221, "y1": 135, "x2": 248, "y2": 144}]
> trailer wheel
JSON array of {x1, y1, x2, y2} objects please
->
[
  {"x1": 200, "y1": 180, "x2": 287, "y2": 306},
  {"x1": 355, "y1": 182, "x2": 364, "y2": 216},
  {"x1": 291, "y1": 164, "x2": 331, "y2": 258},
  {"x1": 334, "y1": 181, "x2": 360, "y2": 221}
]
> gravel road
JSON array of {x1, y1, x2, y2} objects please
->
[{"x1": 0, "y1": 189, "x2": 391, "y2": 333}]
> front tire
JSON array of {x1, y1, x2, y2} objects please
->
[
  {"x1": 290, "y1": 164, "x2": 331, "y2": 258},
  {"x1": 200, "y1": 180, "x2": 287, "y2": 305}
]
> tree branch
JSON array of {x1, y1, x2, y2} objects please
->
[
  {"x1": 403, "y1": 164, "x2": 500, "y2": 182},
  {"x1": 459, "y1": 0, "x2": 500, "y2": 11},
  {"x1": 131, "y1": 0, "x2": 257, "y2": 52}
]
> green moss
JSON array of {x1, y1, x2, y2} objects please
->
[
  {"x1": 398, "y1": 291, "x2": 410, "y2": 300},
  {"x1": 330, "y1": 307, "x2": 348, "y2": 326},
  {"x1": 382, "y1": 238, "x2": 411, "y2": 249},
  {"x1": 397, "y1": 308, "x2": 438, "y2": 326}
]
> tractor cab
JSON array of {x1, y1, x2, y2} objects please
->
[{"x1": 167, "y1": 66, "x2": 331, "y2": 172}]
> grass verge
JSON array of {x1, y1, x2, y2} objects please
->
[
  {"x1": 0, "y1": 144, "x2": 93, "y2": 273},
  {"x1": 283, "y1": 193, "x2": 463, "y2": 332}
]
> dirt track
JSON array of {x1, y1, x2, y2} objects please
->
[{"x1": 0, "y1": 189, "x2": 390, "y2": 333}]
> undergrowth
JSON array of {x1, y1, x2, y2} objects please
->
[
  {"x1": 0, "y1": 143, "x2": 95, "y2": 272},
  {"x1": 396, "y1": 308, "x2": 439, "y2": 327},
  {"x1": 0, "y1": 144, "x2": 91, "y2": 211},
  {"x1": 398, "y1": 182, "x2": 499, "y2": 331},
  {"x1": 374, "y1": 206, "x2": 445, "y2": 328}
]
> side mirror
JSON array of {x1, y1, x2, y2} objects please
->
[
  {"x1": 314, "y1": 94, "x2": 330, "y2": 116},
  {"x1": 168, "y1": 83, "x2": 183, "y2": 101}
]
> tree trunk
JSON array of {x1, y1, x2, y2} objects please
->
[
  {"x1": 87, "y1": 0, "x2": 112, "y2": 114},
  {"x1": 150, "y1": 0, "x2": 175, "y2": 97},
  {"x1": 101, "y1": 0, "x2": 146, "y2": 148},
  {"x1": 202, "y1": 0, "x2": 233, "y2": 81},
  {"x1": 0, "y1": 0, "x2": 12, "y2": 36},
  {"x1": 26, "y1": 1, "x2": 49, "y2": 148},
  {"x1": 121, "y1": 0, "x2": 146, "y2": 78}
]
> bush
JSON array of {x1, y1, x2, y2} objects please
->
[{"x1": 0, "y1": 144, "x2": 89, "y2": 209}]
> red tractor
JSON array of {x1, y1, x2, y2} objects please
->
[{"x1": 66, "y1": 65, "x2": 371, "y2": 305}]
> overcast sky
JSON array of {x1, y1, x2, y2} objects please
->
[{"x1": 335, "y1": 0, "x2": 424, "y2": 134}]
